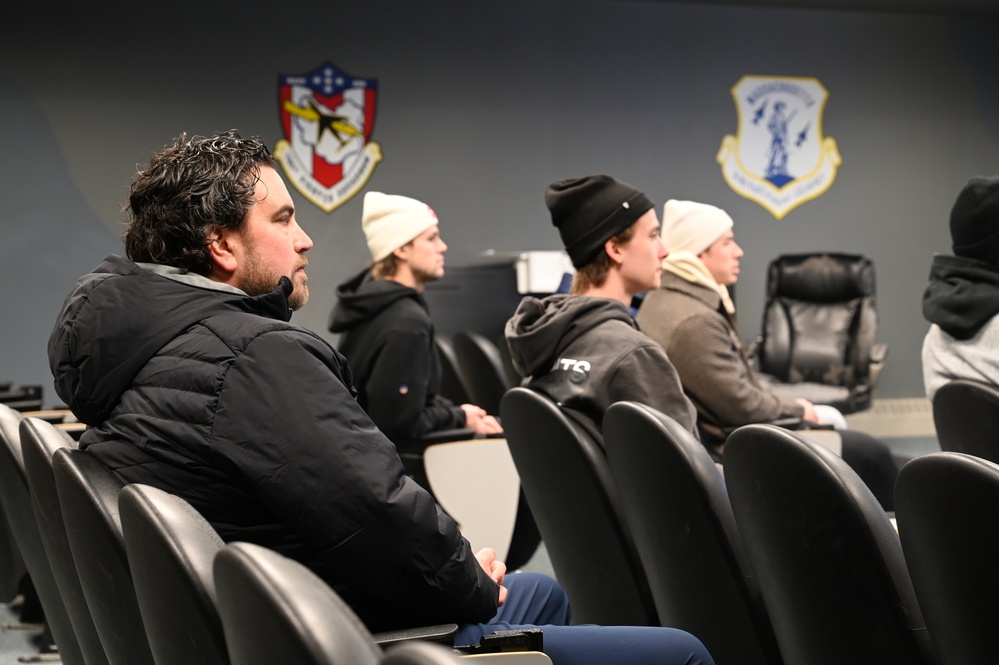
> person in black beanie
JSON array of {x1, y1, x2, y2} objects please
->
[
  {"x1": 505, "y1": 174, "x2": 699, "y2": 446},
  {"x1": 922, "y1": 175, "x2": 999, "y2": 399}
]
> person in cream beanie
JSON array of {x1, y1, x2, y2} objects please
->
[
  {"x1": 331, "y1": 189, "x2": 503, "y2": 448},
  {"x1": 362, "y1": 191, "x2": 439, "y2": 262},
  {"x1": 661, "y1": 199, "x2": 734, "y2": 255}
]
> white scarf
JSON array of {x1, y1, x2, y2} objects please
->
[{"x1": 662, "y1": 250, "x2": 736, "y2": 315}]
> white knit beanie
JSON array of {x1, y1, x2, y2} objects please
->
[
  {"x1": 362, "y1": 192, "x2": 439, "y2": 262},
  {"x1": 662, "y1": 200, "x2": 734, "y2": 255}
]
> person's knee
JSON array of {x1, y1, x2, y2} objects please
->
[
  {"x1": 541, "y1": 625, "x2": 714, "y2": 665},
  {"x1": 500, "y1": 572, "x2": 572, "y2": 626}
]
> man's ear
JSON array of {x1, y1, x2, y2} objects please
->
[
  {"x1": 604, "y1": 237, "x2": 625, "y2": 267},
  {"x1": 207, "y1": 228, "x2": 239, "y2": 277},
  {"x1": 392, "y1": 243, "x2": 411, "y2": 263}
]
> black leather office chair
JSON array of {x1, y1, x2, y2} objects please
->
[
  {"x1": 603, "y1": 402, "x2": 782, "y2": 665},
  {"x1": 931, "y1": 379, "x2": 999, "y2": 463},
  {"x1": 20, "y1": 417, "x2": 111, "y2": 665},
  {"x1": 53, "y1": 447, "x2": 156, "y2": 665},
  {"x1": 213, "y1": 542, "x2": 464, "y2": 665},
  {"x1": 724, "y1": 424, "x2": 936, "y2": 665},
  {"x1": 756, "y1": 253, "x2": 887, "y2": 414},
  {"x1": 0, "y1": 405, "x2": 85, "y2": 665},
  {"x1": 118, "y1": 484, "x2": 230, "y2": 665},
  {"x1": 499, "y1": 387, "x2": 658, "y2": 626}
]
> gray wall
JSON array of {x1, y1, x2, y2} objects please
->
[{"x1": 2, "y1": 0, "x2": 997, "y2": 405}]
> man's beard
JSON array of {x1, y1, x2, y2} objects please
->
[
  {"x1": 239, "y1": 248, "x2": 309, "y2": 311},
  {"x1": 411, "y1": 263, "x2": 444, "y2": 286}
]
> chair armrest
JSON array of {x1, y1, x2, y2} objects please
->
[
  {"x1": 870, "y1": 343, "x2": 888, "y2": 365},
  {"x1": 397, "y1": 429, "x2": 479, "y2": 456},
  {"x1": 374, "y1": 623, "x2": 459, "y2": 647},
  {"x1": 723, "y1": 417, "x2": 803, "y2": 436},
  {"x1": 868, "y1": 343, "x2": 888, "y2": 388}
]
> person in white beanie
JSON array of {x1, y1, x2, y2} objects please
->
[
  {"x1": 637, "y1": 199, "x2": 898, "y2": 510},
  {"x1": 329, "y1": 192, "x2": 502, "y2": 446}
]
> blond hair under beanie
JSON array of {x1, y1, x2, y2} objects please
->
[{"x1": 362, "y1": 192, "x2": 439, "y2": 262}]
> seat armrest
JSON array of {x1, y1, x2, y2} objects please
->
[
  {"x1": 723, "y1": 417, "x2": 803, "y2": 436},
  {"x1": 868, "y1": 343, "x2": 888, "y2": 388},
  {"x1": 870, "y1": 343, "x2": 888, "y2": 365},
  {"x1": 398, "y1": 428, "x2": 479, "y2": 456},
  {"x1": 374, "y1": 623, "x2": 459, "y2": 647}
]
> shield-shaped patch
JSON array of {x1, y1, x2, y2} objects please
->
[
  {"x1": 717, "y1": 75, "x2": 841, "y2": 219},
  {"x1": 274, "y1": 61, "x2": 383, "y2": 213}
]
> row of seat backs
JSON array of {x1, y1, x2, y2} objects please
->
[
  {"x1": 436, "y1": 331, "x2": 517, "y2": 416},
  {"x1": 3, "y1": 406, "x2": 543, "y2": 665},
  {"x1": 895, "y1": 451, "x2": 999, "y2": 665},
  {"x1": 500, "y1": 387, "x2": 944, "y2": 665},
  {"x1": 922, "y1": 377, "x2": 999, "y2": 662},
  {"x1": 932, "y1": 378, "x2": 999, "y2": 463},
  {"x1": 500, "y1": 388, "x2": 779, "y2": 664},
  {"x1": 724, "y1": 425, "x2": 936, "y2": 665},
  {"x1": 0, "y1": 404, "x2": 88, "y2": 665},
  {"x1": 432, "y1": 332, "x2": 542, "y2": 574},
  {"x1": 0, "y1": 383, "x2": 44, "y2": 413}
]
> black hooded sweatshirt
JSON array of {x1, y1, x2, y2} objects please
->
[
  {"x1": 47, "y1": 255, "x2": 497, "y2": 632},
  {"x1": 922, "y1": 253, "x2": 999, "y2": 340},
  {"x1": 329, "y1": 269, "x2": 465, "y2": 445},
  {"x1": 505, "y1": 293, "x2": 697, "y2": 445}
]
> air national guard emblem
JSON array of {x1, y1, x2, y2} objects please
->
[
  {"x1": 717, "y1": 76, "x2": 841, "y2": 220},
  {"x1": 274, "y1": 62, "x2": 383, "y2": 213}
]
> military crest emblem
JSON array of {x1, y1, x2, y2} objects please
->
[
  {"x1": 717, "y1": 76, "x2": 841, "y2": 219},
  {"x1": 274, "y1": 61, "x2": 382, "y2": 213}
]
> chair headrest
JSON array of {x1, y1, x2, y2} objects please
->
[{"x1": 768, "y1": 253, "x2": 875, "y2": 302}]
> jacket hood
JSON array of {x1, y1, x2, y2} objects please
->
[
  {"x1": 923, "y1": 253, "x2": 999, "y2": 340},
  {"x1": 505, "y1": 294, "x2": 636, "y2": 378},
  {"x1": 328, "y1": 268, "x2": 425, "y2": 333},
  {"x1": 48, "y1": 254, "x2": 294, "y2": 425}
]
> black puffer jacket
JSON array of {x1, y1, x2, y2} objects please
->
[{"x1": 48, "y1": 255, "x2": 498, "y2": 632}]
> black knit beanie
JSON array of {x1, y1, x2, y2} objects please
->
[
  {"x1": 951, "y1": 175, "x2": 999, "y2": 262},
  {"x1": 545, "y1": 174, "x2": 655, "y2": 269}
]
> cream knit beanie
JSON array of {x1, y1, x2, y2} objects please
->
[
  {"x1": 662, "y1": 200, "x2": 734, "y2": 255},
  {"x1": 362, "y1": 192, "x2": 439, "y2": 262}
]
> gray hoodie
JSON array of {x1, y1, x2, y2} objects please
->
[
  {"x1": 505, "y1": 294, "x2": 697, "y2": 445},
  {"x1": 922, "y1": 254, "x2": 999, "y2": 399}
]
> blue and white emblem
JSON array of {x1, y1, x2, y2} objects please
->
[{"x1": 717, "y1": 76, "x2": 841, "y2": 219}]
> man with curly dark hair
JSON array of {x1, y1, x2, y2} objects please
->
[{"x1": 47, "y1": 131, "x2": 715, "y2": 665}]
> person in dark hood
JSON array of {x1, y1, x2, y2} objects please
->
[
  {"x1": 47, "y1": 133, "x2": 713, "y2": 665},
  {"x1": 329, "y1": 192, "x2": 501, "y2": 445},
  {"x1": 505, "y1": 174, "x2": 698, "y2": 445},
  {"x1": 923, "y1": 175, "x2": 999, "y2": 400}
]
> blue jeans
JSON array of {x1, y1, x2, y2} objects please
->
[{"x1": 454, "y1": 572, "x2": 714, "y2": 665}]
